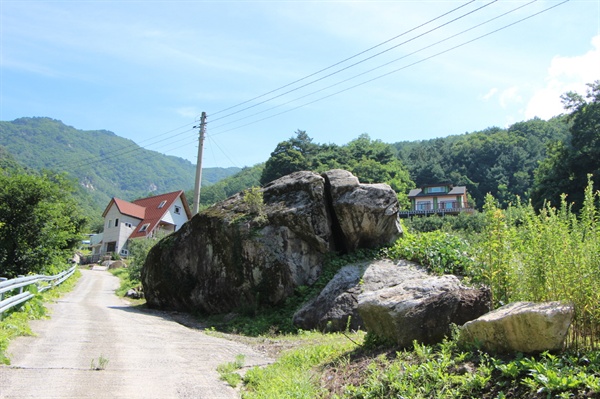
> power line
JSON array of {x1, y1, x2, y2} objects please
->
[
  {"x1": 51, "y1": 2, "x2": 487, "y2": 172},
  {"x1": 55, "y1": 127, "x2": 197, "y2": 173},
  {"x1": 208, "y1": 0, "x2": 490, "y2": 124},
  {"x1": 209, "y1": 0, "x2": 526, "y2": 132},
  {"x1": 53, "y1": 0, "x2": 569, "y2": 173},
  {"x1": 208, "y1": 0, "x2": 568, "y2": 137},
  {"x1": 51, "y1": 125, "x2": 197, "y2": 172}
]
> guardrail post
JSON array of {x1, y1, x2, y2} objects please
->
[
  {"x1": 0, "y1": 278, "x2": 6, "y2": 302},
  {"x1": 0, "y1": 278, "x2": 6, "y2": 321},
  {"x1": 17, "y1": 276, "x2": 24, "y2": 294}
]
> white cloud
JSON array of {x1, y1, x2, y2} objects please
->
[
  {"x1": 175, "y1": 107, "x2": 200, "y2": 119},
  {"x1": 482, "y1": 88, "x2": 498, "y2": 101},
  {"x1": 525, "y1": 35, "x2": 600, "y2": 119},
  {"x1": 499, "y1": 86, "x2": 523, "y2": 108}
]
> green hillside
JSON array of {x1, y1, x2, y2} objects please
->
[{"x1": 0, "y1": 117, "x2": 239, "y2": 225}]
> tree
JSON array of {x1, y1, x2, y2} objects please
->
[
  {"x1": 0, "y1": 170, "x2": 86, "y2": 278},
  {"x1": 531, "y1": 81, "x2": 600, "y2": 211},
  {"x1": 260, "y1": 130, "x2": 313, "y2": 185}
]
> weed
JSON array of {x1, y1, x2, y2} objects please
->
[
  {"x1": 217, "y1": 354, "x2": 245, "y2": 388},
  {"x1": 90, "y1": 354, "x2": 109, "y2": 370}
]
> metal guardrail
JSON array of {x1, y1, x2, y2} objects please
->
[{"x1": 0, "y1": 266, "x2": 76, "y2": 317}]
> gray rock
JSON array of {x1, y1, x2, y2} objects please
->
[
  {"x1": 459, "y1": 301, "x2": 574, "y2": 353},
  {"x1": 293, "y1": 264, "x2": 367, "y2": 332},
  {"x1": 293, "y1": 259, "x2": 488, "y2": 336},
  {"x1": 142, "y1": 170, "x2": 402, "y2": 314},
  {"x1": 357, "y1": 260, "x2": 490, "y2": 346},
  {"x1": 125, "y1": 288, "x2": 144, "y2": 299},
  {"x1": 323, "y1": 170, "x2": 402, "y2": 252}
]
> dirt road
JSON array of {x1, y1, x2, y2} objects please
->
[{"x1": 0, "y1": 268, "x2": 272, "y2": 399}]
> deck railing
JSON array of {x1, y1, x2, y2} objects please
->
[{"x1": 398, "y1": 206, "x2": 475, "y2": 218}]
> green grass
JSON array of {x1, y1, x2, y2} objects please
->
[
  {"x1": 218, "y1": 354, "x2": 246, "y2": 388},
  {"x1": 235, "y1": 330, "x2": 600, "y2": 398},
  {"x1": 242, "y1": 331, "x2": 363, "y2": 399},
  {"x1": 110, "y1": 267, "x2": 135, "y2": 297}
]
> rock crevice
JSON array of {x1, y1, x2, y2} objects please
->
[{"x1": 142, "y1": 170, "x2": 402, "y2": 314}]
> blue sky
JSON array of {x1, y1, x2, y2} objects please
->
[{"x1": 1, "y1": 0, "x2": 599, "y2": 168}]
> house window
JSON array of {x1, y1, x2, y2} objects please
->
[
  {"x1": 125, "y1": 222, "x2": 132, "y2": 228},
  {"x1": 416, "y1": 201, "x2": 432, "y2": 211},
  {"x1": 139, "y1": 223, "x2": 150, "y2": 232},
  {"x1": 439, "y1": 201, "x2": 454, "y2": 210},
  {"x1": 107, "y1": 219, "x2": 112, "y2": 228},
  {"x1": 115, "y1": 218, "x2": 119, "y2": 227},
  {"x1": 428, "y1": 186, "x2": 446, "y2": 193},
  {"x1": 174, "y1": 206, "x2": 181, "y2": 215},
  {"x1": 158, "y1": 200, "x2": 167, "y2": 209},
  {"x1": 106, "y1": 242, "x2": 116, "y2": 253}
]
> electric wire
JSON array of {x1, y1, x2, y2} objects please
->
[
  {"x1": 49, "y1": 0, "x2": 569, "y2": 173},
  {"x1": 59, "y1": 127, "x2": 197, "y2": 172},
  {"x1": 208, "y1": 0, "x2": 497, "y2": 124},
  {"x1": 209, "y1": 0, "x2": 478, "y2": 118},
  {"x1": 208, "y1": 0, "x2": 569, "y2": 137},
  {"x1": 208, "y1": 0, "x2": 536, "y2": 133},
  {"x1": 49, "y1": 2, "x2": 490, "y2": 172},
  {"x1": 51, "y1": 125, "x2": 197, "y2": 171}
]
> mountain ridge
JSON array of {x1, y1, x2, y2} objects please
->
[{"x1": 0, "y1": 117, "x2": 240, "y2": 227}]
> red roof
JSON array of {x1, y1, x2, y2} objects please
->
[
  {"x1": 102, "y1": 190, "x2": 191, "y2": 239},
  {"x1": 102, "y1": 197, "x2": 146, "y2": 219},
  {"x1": 129, "y1": 190, "x2": 190, "y2": 239}
]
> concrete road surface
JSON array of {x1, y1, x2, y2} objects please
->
[{"x1": 0, "y1": 268, "x2": 272, "y2": 399}]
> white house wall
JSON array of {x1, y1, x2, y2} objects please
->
[
  {"x1": 160, "y1": 197, "x2": 190, "y2": 231},
  {"x1": 103, "y1": 204, "x2": 142, "y2": 254}
]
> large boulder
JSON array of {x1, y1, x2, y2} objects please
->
[
  {"x1": 459, "y1": 301, "x2": 574, "y2": 353},
  {"x1": 357, "y1": 260, "x2": 491, "y2": 347},
  {"x1": 142, "y1": 170, "x2": 402, "y2": 314},
  {"x1": 293, "y1": 259, "x2": 490, "y2": 336}
]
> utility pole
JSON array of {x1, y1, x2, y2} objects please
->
[{"x1": 192, "y1": 112, "x2": 207, "y2": 215}]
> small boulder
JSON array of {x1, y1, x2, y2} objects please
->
[
  {"x1": 459, "y1": 301, "x2": 574, "y2": 353},
  {"x1": 294, "y1": 259, "x2": 490, "y2": 338},
  {"x1": 358, "y1": 261, "x2": 490, "y2": 347},
  {"x1": 125, "y1": 288, "x2": 144, "y2": 299},
  {"x1": 109, "y1": 260, "x2": 125, "y2": 269}
]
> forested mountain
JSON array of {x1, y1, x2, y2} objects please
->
[
  {"x1": 394, "y1": 116, "x2": 570, "y2": 207},
  {"x1": 249, "y1": 116, "x2": 579, "y2": 211},
  {"x1": 0, "y1": 117, "x2": 239, "y2": 226},
  {"x1": 3, "y1": 80, "x2": 596, "y2": 228}
]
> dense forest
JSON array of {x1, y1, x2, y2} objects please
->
[
  {"x1": 1, "y1": 82, "x2": 598, "y2": 227},
  {"x1": 253, "y1": 82, "x2": 599, "y2": 212},
  {"x1": 253, "y1": 118, "x2": 568, "y2": 210},
  {"x1": 395, "y1": 116, "x2": 569, "y2": 208}
]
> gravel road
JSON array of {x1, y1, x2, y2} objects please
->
[{"x1": 0, "y1": 268, "x2": 272, "y2": 399}]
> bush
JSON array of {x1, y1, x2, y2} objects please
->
[{"x1": 382, "y1": 230, "x2": 474, "y2": 276}]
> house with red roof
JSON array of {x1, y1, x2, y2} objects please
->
[{"x1": 95, "y1": 190, "x2": 192, "y2": 257}]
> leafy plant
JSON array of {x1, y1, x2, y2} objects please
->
[{"x1": 382, "y1": 230, "x2": 474, "y2": 276}]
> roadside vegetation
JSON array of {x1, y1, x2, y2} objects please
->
[
  {"x1": 0, "y1": 269, "x2": 81, "y2": 364},
  {"x1": 110, "y1": 232, "x2": 166, "y2": 299},
  {"x1": 207, "y1": 176, "x2": 600, "y2": 398}
]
